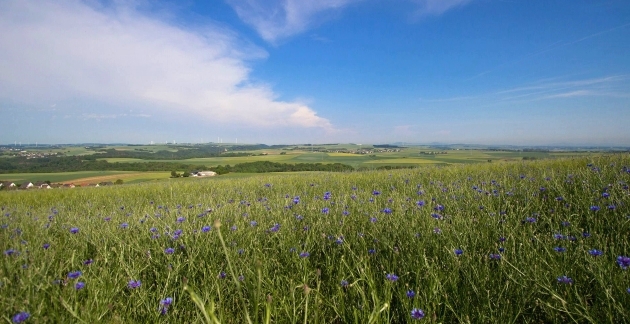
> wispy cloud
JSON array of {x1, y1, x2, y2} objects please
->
[
  {"x1": 0, "y1": 0, "x2": 333, "y2": 130},
  {"x1": 410, "y1": 0, "x2": 473, "y2": 17},
  {"x1": 226, "y1": 0, "x2": 362, "y2": 43}
]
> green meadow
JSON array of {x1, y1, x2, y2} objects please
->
[{"x1": 2, "y1": 155, "x2": 629, "y2": 323}]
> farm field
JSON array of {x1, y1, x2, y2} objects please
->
[
  {"x1": 92, "y1": 148, "x2": 599, "y2": 169},
  {"x1": 0, "y1": 171, "x2": 171, "y2": 185},
  {"x1": 1, "y1": 155, "x2": 629, "y2": 323}
]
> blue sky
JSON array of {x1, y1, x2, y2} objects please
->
[{"x1": 1, "y1": 0, "x2": 629, "y2": 145}]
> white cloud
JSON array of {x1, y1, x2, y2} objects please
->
[
  {"x1": 226, "y1": 0, "x2": 362, "y2": 43},
  {"x1": 0, "y1": 0, "x2": 333, "y2": 130}
]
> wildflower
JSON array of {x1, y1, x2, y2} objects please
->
[
  {"x1": 299, "y1": 252, "x2": 310, "y2": 258},
  {"x1": 557, "y1": 276, "x2": 573, "y2": 285},
  {"x1": 120, "y1": 223, "x2": 128, "y2": 229},
  {"x1": 12, "y1": 312, "x2": 30, "y2": 323},
  {"x1": 335, "y1": 237, "x2": 344, "y2": 245},
  {"x1": 410, "y1": 308, "x2": 425, "y2": 320},
  {"x1": 372, "y1": 190, "x2": 381, "y2": 196},
  {"x1": 269, "y1": 223, "x2": 280, "y2": 232},
  {"x1": 434, "y1": 204, "x2": 444, "y2": 211},
  {"x1": 590, "y1": 206, "x2": 600, "y2": 212},
  {"x1": 43, "y1": 243, "x2": 50, "y2": 249},
  {"x1": 238, "y1": 275, "x2": 244, "y2": 281},
  {"x1": 322, "y1": 208, "x2": 329, "y2": 214},
  {"x1": 4, "y1": 249, "x2": 16, "y2": 256},
  {"x1": 293, "y1": 196, "x2": 300, "y2": 204},
  {"x1": 582, "y1": 232, "x2": 591, "y2": 238},
  {"x1": 75, "y1": 281, "x2": 86, "y2": 290},
  {"x1": 489, "y1": 254, "x2": 501, "y2": 260},
  {"x1": 416, "y1": 200, "x2": 425, "y2": 207},
  {"x1": 342, "y1": 210, "x2": 350, "y2": 216},
  {"x1": 553, "y1": 233, "x2": 565, "y2": 240},
  {"x1": 431, "y1": 213, "x2": 442, "y2": 220},
  {"x1": 588, "y1": 249, "x2": 603, "y2": 256},
  {"x1": 70, "y1": 227, "x2": 79, "y2": 234},
  {"x1": 370, "y1": 217, "x2": 377, "y2": 223},
  {"x1": 602, "y1": 192, "x2": 610, "y2": 198},
  {"x1": 341, "y1": 280, "x2": 349, "y2": 288},
  {"x1": 128, "y1": 280, "x2": 141, "y2": 289},
  {"x1": 218, "y1": 271, "x2": 227, "y2": 279},
  {"x1": 159, "y1": 297, "x2": 173, "y2": 315},
  {"x1": 83, "y1": 259, "x2": 93, "y2": 265},
  {"x1": 433, "y1": 227, "x2": 441, "y2": 234},
  {"x1": 176, "y1": 217, "x2": 185, "y2": 223},
  {"x1": 406, "y1": 290, "x2": 416, "y2": 298},
  {"x1": 230, "y1": 225, "x2": 237, "y2": 231},
  {"x1": 524, "y1": 217, "x2": 536, "y2": 223},
  {"x1": 201, "y1": 226, "x2": 211, "y2": 232},
  {"x1": 454, "y1": 249, "x2": 463, "y2": 256},
  {"x1": 386, "y1": 273, "x2": 399, "y2": 282},
  {"x1": 368, "y1": 249, "x2": 376, "y2": 254},
  {"x1": 553, "y1": 247, "x2": 566, "y2": 253},
  {"x1": 67, "y1": 271, "x2": 82, "y2": 279},
  {"x1": 617, "y1": 256, "x2": 630, "y2": 270},
  {"x1": 323, "y1": 192, "x2": 332, "y2": 200},
  {"x1": 382, "y1": 208, "x2": 392, "y2": 214},
  {"x1": 164, "y1": 247, "x2": 175, "y2": 255},
  {"x1": 498, "y1": 247, "x2": 505, "y2": 253}
]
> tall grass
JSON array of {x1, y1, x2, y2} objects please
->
[{"x1": 1, "y1": 155, "x2": 629, "y2": 323}]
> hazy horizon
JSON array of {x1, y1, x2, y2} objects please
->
[{"x1": 1, "y1": 1, "x2": 629, "y2": 146}]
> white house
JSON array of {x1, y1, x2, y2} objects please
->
[{"x1": 192, "y1": 171, "x2": 217, "y2": 177}]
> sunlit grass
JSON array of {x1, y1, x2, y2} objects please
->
[{"x1": 1, "y1": 155, "x2": 629, "y2": 323}]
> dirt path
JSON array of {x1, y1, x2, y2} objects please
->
[{"x1": 67, "y1": 173, "x2": 150, "y2": 185}]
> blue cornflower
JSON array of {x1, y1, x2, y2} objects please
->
[
  {"x1": 150, "y1": 227, "x2": 158, "y2": 233},
  {"x1": 370, "y1": 217, "x2": 377, "y2": 223},
  {"x1": 431, "y1": 213, "x2": 442, "y2": 220},
  {"x1": 293, "y1": 196, "x2": 300, "y2": 204},
  {"x1": 164, "y1": 247, "x2": 175, "y2": 255},
  {"x1": 617, "y1": 256, "x2": 630, "y2": 270},
  {"x1": 322, "y1": 207, "x2": 329, "y2": 214},
  {"x1": 433, "y1": 227, "x2": 441, "y2": 234},
  {"x1": 159, "y1": 297, "x2": 173, "y2": 315},
  {"x1": 120, "y1": 223, "x2": 128, "y2": 229},
  {"x1": 368, "y1": 249, "x2": 376, "y2": 254},
  {"x1": 454, "y1": 249, "x2": 463, "y2": 256},
  {"x1": 406, "y1": 290, "x2": 416, "y2": 298},
  {"x1": 67, "y1": 271, "x2": 82, "y2": 279},
  {"x1": 12, "y1": 312, "x2": 30, "y2": 323},
  {"x1": 341, "y1": 280, "x2": 349, "y2": 288},
  {"x1": 218, "y1": 271, "x2": 227, "y2": 279},
  {"x1": 386, "y1": 273, "x2": 399, "y2": 282},
  {"x1": 410, "y1": 308, "x2": 425, "y2": 320},
  {"x1": 176, "y1": 217, "x2": 185, "y2": 223},
  {"x1": 75, "y1": 281, "x2": 85, "y2": 290},
  {"x1": 382, "y1": 208, "x2": 392, "y2": 214},
  {"x1": 323, "y1": 192, "x2": 332, "y2": 200},
  {"x1": 498, "y1": 247, "x2": 505, "y2": 253},
  {"x1": 553, "y1": 233, "x2": 565, "y2": 240},
  {"x1": 554, "y1": 247, "x2": 566, "y2": 253},
  {"x1": 43, "y1": 243, "x2": 50, "y2": 249},
  {"x1": 582, "y1": 232, "x2": 591, "y2": 238},
  {"x1": 557, "y1": 276, "x2": 573, "y2": 285},
  {"x1": 342, "y1": 210, "x2": 350, "y2": 216},
  {"x1": 238, "y1": 275, "x2": 244, "y2": 281},
  {"x1": 230, "y1": 225, "x2": 237, "y2": 231},
  {"x1": 588, "y1": 249, "x2": 603, "y2": 256},
  {"x1": 524, "y1": 217, "x2": 536, "y2": 223},
  {"x1": 201, "y1": 226, "x2": 211, "y2": 232},
  {"x1": 4, "y1": 248, "x2": 16, "y2": 256},
  {"x1": 602, "y1": 192, "x2": 610, "y2": 198},
  {"x1": 416, "y1": 200, "x2": 425, "y2": 207},
  {"x1": 434, "y1": 204, "x2": 444, "y2": 211},
  {"x1": 128, "y1": 280, "x2": 141, "y2": 289},
  {"x1": 70, "y1": 227, "x2": 79, "y2": 234},
  {"x1": 372, "y1": 190, "x2": 381, "y2": 195},
  {"x1": 489, "y1": 254, "x2": 501, "y2": 260},
  {"x1": 270, "y1": 223, "x2": 280, "y2": 232},
  {"x1": 335, "y1": 237, "x2": 344, "y2": 245},
  {"x1": 299, "y1": 252, "x2": 310, "y2": 258},
  {"x1": 83, "y1": 259, "x2": 93, "y2": 265},
  {"x1": 590, "y1": 206, "x2": 600, "y2": 212}
]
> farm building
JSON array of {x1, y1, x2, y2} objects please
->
[{"x1": 192, "y1": 171, "x2": 217, "y2": 177}]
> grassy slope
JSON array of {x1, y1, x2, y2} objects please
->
[{"x1": 1, "y1": 155, "x2": 629, "y2": 323}]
